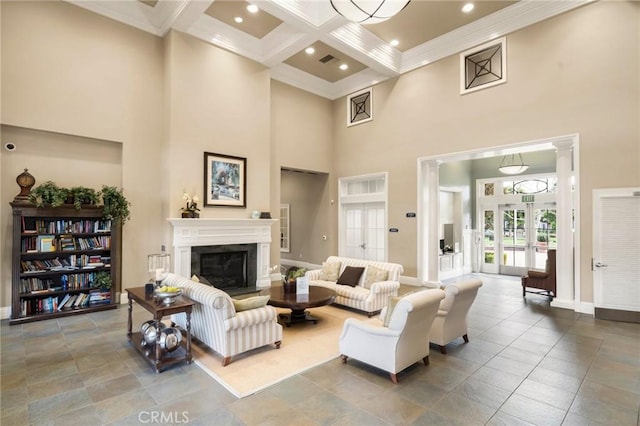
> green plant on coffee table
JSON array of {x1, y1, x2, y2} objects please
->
[
  {"x1": 93, "y1": 271, "x2": 112, "y2": 290},
  {"x1": 285, "y1": 267, "x2": 307, "y2": 284},
  {"x1": 69, "y1": 186, "x2": 100, "y2": 210},
  {"x1": 100, "y1": 185, "x2": 131, "y2": 223},
  {"x1": 28, "y1": 181, "x2": 69, "y2": 207}
]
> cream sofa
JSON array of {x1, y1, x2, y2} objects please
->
[
  {"x1": 306, "y1": 256, "x2": 403, "y2": 317},
  {"x1": 163, "y1": 273, "x2": 283, "y2": 366}
]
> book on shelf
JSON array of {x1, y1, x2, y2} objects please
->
[
  {"x1": 57, "y1": 294, "x2": 71, "y2": 310},
  {"x1": 37, "y1": 235, "x2": 56, "y2": 252}
]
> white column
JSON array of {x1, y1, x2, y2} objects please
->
[
  {"x1": 551, "y1": 139, "x2": 575, "y2": 310},
  {"x1": 426, "y1": 160, "x2": 441, "y2": 284}
]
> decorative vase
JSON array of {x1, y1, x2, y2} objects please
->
[{"x1": 181, "y1": 211, "x2": 199, "y2": 218}]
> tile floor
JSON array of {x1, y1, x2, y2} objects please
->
[{"x1": 1, "y1": 274, "x2": 639, "y2": 425}]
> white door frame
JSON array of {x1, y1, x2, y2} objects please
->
[
  {"x1": 338, "y1": 172, "x2": 389, "y2": 260},
  {"x1": 417, "y1": 134, "x2": 581, "y2": 312}
]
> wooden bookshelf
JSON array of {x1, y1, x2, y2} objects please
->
[{"x1": 10, "y1": 203, "x2": 120, "y2": 324}]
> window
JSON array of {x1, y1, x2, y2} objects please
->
[{"x1": 280, "y1": 204, "x2": 290, "y2": 253}]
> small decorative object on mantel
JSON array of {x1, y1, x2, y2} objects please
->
[
  {"x1": 181, "y1": 191, "x2": 200, "y2": 218},
  {"x1": 14, "y1": 168, "x2": 36, "y2": 203},
  {"x1": 259, "y1": 211, "x2": 271, "y2": 219}
]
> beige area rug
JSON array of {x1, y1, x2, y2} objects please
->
[{"x1": 192, "y1": 305, "x2": 367, "y2": 398}]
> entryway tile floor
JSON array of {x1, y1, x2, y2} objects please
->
[{"x1": 2, "y1": 274, "x2": 639, "y2": 425}]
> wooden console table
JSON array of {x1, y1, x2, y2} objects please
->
[{"x1": 126, "y1": 286, "x2": 194, "y2": 373}]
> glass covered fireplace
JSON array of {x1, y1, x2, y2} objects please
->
[{"x1": 191, "y1": 243, "x2": 257, "y2": 293}]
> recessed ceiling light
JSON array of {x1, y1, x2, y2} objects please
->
[
  {"x1": 246, "y1": 4, "x2": 259, "y2": 13},
  {"x1": 234, "y1": 16, "x2": 244, "y2": 23},
  {"x1": 305, "y1": 47, "x2": 315, "y2": 55},
  {"x1": 339, "y1": 63, "x2": 348, "y2": 71},
  {"x1": 390, "y1": 39, "x2": 399, "y2": 47},
  {"x1": 462, "y1": 3, "x2": 474, "y2": 13}
]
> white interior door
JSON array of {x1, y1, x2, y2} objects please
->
[
  {"x1": 343, "y1": 203, "x2": 385, "y2": 261},
  {"x1": 593, "y1": 189, "x2": 640, "y2": 313}
]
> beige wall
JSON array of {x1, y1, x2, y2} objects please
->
[
  {"x1": 1, "y1": 1, "x2": 638, "y2": 312},
  {"x1": 332, "y1": 1, "x2": 640, "y2": 302},
  {"x1": 270, "y1": 80, "x2": 335, "y2": 264},
  {"x1": 1, "y1": 1, "x2": 165, "y2": 307}
]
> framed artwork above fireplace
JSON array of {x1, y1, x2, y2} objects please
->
[{"x1": 204, "y1": 152, "x2": 246, "y2": 207}]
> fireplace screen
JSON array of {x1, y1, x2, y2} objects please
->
[{"x1": 191, "y1": 243, "x2": 257, "y2": 291}]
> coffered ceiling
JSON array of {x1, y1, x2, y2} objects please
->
[{"x1": 67, "y1": 0, "x2": 592, "y2": 99}]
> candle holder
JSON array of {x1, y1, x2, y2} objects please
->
[{"x1": 148, "y1": 253, "x2": 171, "y2": 289}]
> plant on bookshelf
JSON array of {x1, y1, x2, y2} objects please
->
[
  {"x1": 100, "y1": 185, "x2": 131, "y2": 223},
  {"x1": 70, "y1": 186, "x2": 100, "y2": 210},
  {"x1": 28, "y1": 181, "x2": 69, "y2": 208},
  {"x1": 93, "y1": 271, "x2": 112, "y2": 290}
]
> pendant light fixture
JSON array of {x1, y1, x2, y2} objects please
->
[
  {"x1": 330, "y1": 0, "x2": 411, "y2": 25},
  {"x1": 498, "y1": 153, "x2": 529, "y2": 175}
]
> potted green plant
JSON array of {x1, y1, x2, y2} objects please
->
[
  {"x1": 100, "y1": 185, "x2": 131, "y2": 223},
  {"x1": 93, "y1": 271, "x2": 112, "y2": 290},
  {"x1": 283, "y1": 267, "x2": 306, "y2": 293},
  {"x1": 69, "y1": 186, "x2": 100, "y2": 210},
  {"x1": 28, "y1": 181, "x2": 69, "y2": 207}
]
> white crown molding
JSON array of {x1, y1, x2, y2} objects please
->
[
  {"x1": 152, "y1": 0, "x2": 192, "y2": 35},
  {"x1": 327, "y1": 23, "x2": 400, "y2": 76},
  {"x1": 400, "y1": 0, "x2": 594, "y2": 74},
  {"x1": 65, "y1": 0, "x2": 597, "y2": 100},
  {"x1": 260, "y1": 25, "x2": 315, "y2": 67},
  {"x1": 270, "y1": 63, "x2": 336, "y2": 99},
  {"x1": 68, "y1": 0, "x2": 164, "y2": 36},
  {"x1": 187, "y1": 15, "x2": 264, "y2": 63}
]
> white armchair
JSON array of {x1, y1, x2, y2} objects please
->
[
  {"x1": 429, "y1": 279, "x2": 483, "y2": 354},
  {"x1": 339, "y1": 289, "x2": 445, "y2": 383}
]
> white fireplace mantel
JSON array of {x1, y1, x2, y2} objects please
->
[{"x1": 168, "y1": 218, "x2": 278, "y2": 287}]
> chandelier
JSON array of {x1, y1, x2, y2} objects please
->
[
  {"x1": 330, "y1": 0, "x2": 411, "y2": 25},
  {"x1": 498, "y1": 153, "x2": 529, "y2": 175}
]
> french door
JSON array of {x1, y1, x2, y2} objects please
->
[
  {"x1": 482, "y1": 203, "x2": 556, "y2": 275},
  {"x1": 343, "y1": 203, "x2": 386, "y2": 261}
]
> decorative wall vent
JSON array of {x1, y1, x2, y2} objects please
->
[
  {"x1": 347, "y1": 87, "x2": 372, "y2": 127},
  {"x1": 319, "y1": 54, "x2": 336, "y2": 64},
  {"x1": 460, "y1": 37, "x2": 507, "y2": 95}
]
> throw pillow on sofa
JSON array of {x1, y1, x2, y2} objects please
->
[
  {"x1": 336, "y1": 266, "x2": 366, "y2": 287},
  {"x1": 363, "y1": 266, "x2": 390, "y2": 289},
  {"x1": 232, "y1": 295, "x2": 270, "y2": 312},
  {"x1": 320, "y1": 261, "x2": 342, "y2": 281}
]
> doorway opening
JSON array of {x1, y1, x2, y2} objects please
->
[{"x1": 418, "y1": 134, "x2": 579, "y2": 312}]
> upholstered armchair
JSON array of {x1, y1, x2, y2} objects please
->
[
  {"x1": 429, "y1": 279, "x2": 483, "y2": 354},
  {"x1": 339, "y1": 289, "x2": 445, "y2": 383},
  {"x1": 164, "y1": 274, "x2": 283, "y2": 366},
  {"x1": 522, "y1": 249, "x2": 556, "y2": 298}
]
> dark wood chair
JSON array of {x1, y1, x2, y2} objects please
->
[{"x1": 522, "y1": 249, "x2": 556, "y2": 298}]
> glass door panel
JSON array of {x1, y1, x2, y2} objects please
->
[
  {"x1": 481, "y1": 209, "x2": 498, "y2": 273},
  {"x1": 532, "y1": 207, "x2": 557, "y2": 269},
  {"x1": 501, "y1": 207, "x2": 527, "y2": 269}
]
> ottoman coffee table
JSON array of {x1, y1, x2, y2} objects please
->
[{"x1": 268, "y1": 286, "x2": 336, "y2": 326}]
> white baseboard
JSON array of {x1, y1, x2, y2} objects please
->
[
  {"x1": 550, "y1": 298, "x2": 576, "y2": 311},
  {"x1": 578, "y1": 301, "x2": 595, "y2": 315},
  {"x1": 280, "y1": 260, "x2": 321, "y2": 272},
  {"x1": 1, "y1": 306, "x2": 11, "y2": 320}
]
